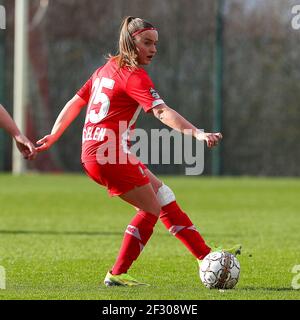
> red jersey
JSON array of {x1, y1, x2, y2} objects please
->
[{"x1": 77, "y1": 58, "x2": 164, "y2": 163}]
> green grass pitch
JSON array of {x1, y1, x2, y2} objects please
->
[{"x1": 0, "y1": 174, "x2": 299, "y2": 300}]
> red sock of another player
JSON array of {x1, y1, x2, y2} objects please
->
[
  {"x1": 160, "y1": 201, "x2": 211, "y2": 260},
  {"x1": 111, "y1": 210, "x2": 158, "y2": 275}
]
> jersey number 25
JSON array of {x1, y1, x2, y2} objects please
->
[{"x1": 85, "y1": 77, "x2": 115, "y2": 124}]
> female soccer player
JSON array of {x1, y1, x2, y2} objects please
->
[
  {"x1": 37, "y1": 17, "x2": 240, "y2": 286},
  {"x1": 0, "y1": 104, "x2": 36, "y2": 160}
]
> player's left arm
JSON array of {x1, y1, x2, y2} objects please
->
[{"x1": 151, "y1": 103, "x2": 222, "y2": 148}]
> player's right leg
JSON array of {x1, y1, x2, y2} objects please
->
[
  {"x1": 119, "y1": 183, "x2": 161, "y2": 217},
  {"x1": 83, "y1": 160, "x2": 161, "y2": 287},
  {"x1": 104, "y1": 183, "x2": 161, "y2": 287},
  {"x1": 104, "y1": 271, "x2": 150, "y2": 287}
]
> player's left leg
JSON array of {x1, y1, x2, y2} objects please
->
[
  {"x1": 144, "y1": 167, "x2": 210, "y2": 260},
  {"x1": 144, "y1": 168, "x2": 242, "y2": 259}
]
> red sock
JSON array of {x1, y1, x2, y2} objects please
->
[
  {"x1": 160, "y1": 201, "x2": 210, "y2": 260},
  {"x1": 111, "y1": 210, "x2": 158, "y2": 275}
]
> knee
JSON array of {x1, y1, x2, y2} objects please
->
[{"x1": 156, "y1": 184, "x2": 176, "y2": 207}]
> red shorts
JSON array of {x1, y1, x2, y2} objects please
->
[{"x1": 82, "y1": 161, "x2": 149, "y2": 196}]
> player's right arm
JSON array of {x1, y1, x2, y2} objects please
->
[{"x1": 36, "y1": 94, "x2": 87, "y2": 152}]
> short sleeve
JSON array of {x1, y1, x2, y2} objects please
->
[
  {"x1": 126, "y1": 70, "x2": 164, "y2": 112},
  {"x1": 76, "y1": 78, "x2": 92, "y2": 103}
]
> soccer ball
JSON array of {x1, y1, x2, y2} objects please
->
[{"x1": 199, "y1": 251, "x2": 240, "y2": 289}]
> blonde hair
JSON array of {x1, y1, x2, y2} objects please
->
[{"x1": 111, "y1": 16, "x2": 155, "y2": 69}]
